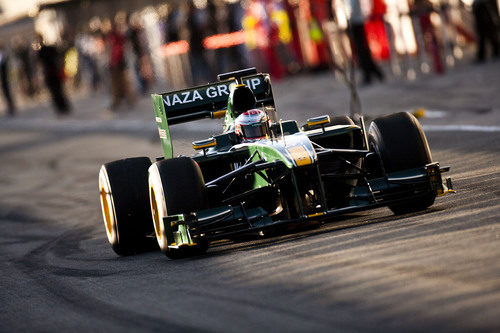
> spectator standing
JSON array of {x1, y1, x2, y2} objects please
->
[
  {"x1": 0, "y1": 44, "x2": 16, "y2": 116},
  {"x1": 128, "y1": 17, "x2": 153, "y2": 94},
  {"x1": 207, "y1": 0, "x2": 223, "y2": 74},
  {"x1": 347, "y1": 0, "x2": 384, "y2": 84},
  {"x1": 413, "y1": 0, "x2": 445, "y2": 74},
  {"x1": 187, "y1": 1, "x2": 213, "y2": 84},
  {"x1": 166, "y1": 5, "x2": 181, "y2": 43},
  {"x1": 227, "y1": 1, "x2": 248, "y2": 70},
  {"x1": 75, "y1": 32, "x2": 102, "y2": 92},
  {"x1": 14, "y1": 37, "x2": 37, "y2": 97},
  {"x1": 107, "y1": 21, "x2": 135, "y2": 111},
  {"x1": 472, "y1": 0, "x2": 500, "y2": 62},
  {"x1": 36, "y1": 36, "x2": 71, "y2": 115}
]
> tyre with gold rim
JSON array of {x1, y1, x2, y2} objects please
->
[
  {"x1": 99, "y1": 157, "x2": 156, "y2": 255},
  {"x1": 148, "y1": 157, "x2": 208, "y2": 259}
]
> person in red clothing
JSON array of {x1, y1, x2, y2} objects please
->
[
  {"x1": 107, "y1": 20, "x2": 135, "y2": 111},
  {"x1": 347, "y1": 0, "x2": 385, "y2": 84},
  {"x1": 413, "y1": 0, "x2": 444, "y2": 74},
  {"x1": 364, "y1": 0, "x2": 390, "y2": 61}
]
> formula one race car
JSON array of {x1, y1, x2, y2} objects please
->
[{"x1": 99, "y1": 68, "x2": 454, "y2": 258}]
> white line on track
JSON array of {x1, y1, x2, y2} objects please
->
[
  {"x1": 422, "y1": 125, "x2": 500, "y2": 133},
  {"x1": 422, "y1": 110, "x2": 448, "y2": 118}
]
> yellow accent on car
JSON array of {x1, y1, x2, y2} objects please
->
[
  {"x1": 211, "y1": 110, "x2": 227, "y2": 119},
  {"x1": 307, "y1": 212, "x2": 324, "y2": 218},
  {"x1": 413, "y1": 108, "x2": 426, "y2": 119},
  {"x1": 437, "y1": 189, "x2": 456, "y2": 196},
  {"x1": 192, "y1": 140, "x2": 217, "y2": 150},
  {"x1": 306, "y1": 115, "x2": 330, "y2": 127},
  {"x1": 288, "y1": 146, "x2": 312, "y2": 166},
  {"x1": 307, "y1": 119, "x2": 329, "y2": 126}
]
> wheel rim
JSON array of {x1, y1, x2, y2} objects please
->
[
  {"x1": 149, "y1": 167, "x2": 168, "y2": 252},
  {"x1": 150, "y1": 186, "x2": 163, "y2": 243},
  {"x1": 99, "y1": 167, "x2": 115, "y2": 242},
  {"x1": 100, "y1": 185, "x2": 113, "y2": 237}
]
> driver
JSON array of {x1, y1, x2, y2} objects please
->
[{"x1": 234, "y1": 109, "x2": 270, "y2": 141}]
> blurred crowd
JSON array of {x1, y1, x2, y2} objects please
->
[{"x1": 0, "y1": 0, "x2": 499, "y2": 117}]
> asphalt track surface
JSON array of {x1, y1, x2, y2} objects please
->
[{"x1": 1, "y1": 63, "x2": 499, "y2": 332}]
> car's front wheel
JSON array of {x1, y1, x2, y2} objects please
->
[
  {"x1": 148, "y1": 157, "x2": 209, "y2": 259},
  {"x1": 368, "y1": 112, "x2": 436, "y2": 214}
]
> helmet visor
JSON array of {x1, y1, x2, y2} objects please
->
[{"x1": 241, "y1": 123, "x2": 267, "y2": 139}]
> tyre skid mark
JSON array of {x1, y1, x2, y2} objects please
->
[
  {"x1": 14, "y1": 226, "x2": 205, "y2": 332},
  {"x1": 14, "y1": 223, "x2": 343, "y2": 330}
]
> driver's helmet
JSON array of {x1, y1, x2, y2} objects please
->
[{"x1": 234, "y1": 109, "x2": 270, "y2": 141}]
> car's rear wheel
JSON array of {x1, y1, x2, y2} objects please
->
[
  {"x1": 368, "y1": 112, "x2": 436, "y2": 214},
  {"x1": 148, "y1": 157, "x2": 209, "y2": 259},
  {"x1": 99, "y1": 157, "x2": 157, "y2": 255}
]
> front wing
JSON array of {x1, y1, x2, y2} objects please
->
[{"x1": 160, "y1": 163, "x2": 454, "y2": 249}]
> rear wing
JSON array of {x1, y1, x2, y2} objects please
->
[
  {"x1": 151, "y1": 69, "x2": 275, "y2": 158},
  {"x1": 152, "y1": 72, "x2": 274, "y2": 126}
]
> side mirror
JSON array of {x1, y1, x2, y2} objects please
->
[
  {"x1": 211, "y1": 110, "x2": 226, "y2": 119},
  {"x1": 192, "y1": 137, "x2": 217, "y2": 156},
  {"x1": 306, "y1": 115, "x2": 330, "y2": 128}
]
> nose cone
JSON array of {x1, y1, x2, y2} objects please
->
[
  {"x1": 275, "y1": 133, "x2": 317, "y2": 168},
  {"x1": 286, "y1": 145, "x2": 313, "y2": 167}
]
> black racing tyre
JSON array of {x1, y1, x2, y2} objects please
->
[
  {"x1": 99, "y1": 157, "x2": 157, "y2": 255},
  {"x1": 368, "y1": 112, "x2": 436, "y2": 214},
  {"x1": 368, "y1": 112, "x2": 432, "y2": 172},
  {"x1": 148, "y1": 157, "x2": 209, "y2": 259}
]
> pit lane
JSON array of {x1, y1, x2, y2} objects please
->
[{"x1": 1, "y1": 63, "x2": 499, "y2": 332}]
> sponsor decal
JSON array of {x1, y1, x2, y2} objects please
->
[
  {"x1": 158, "y1": 128, "x2": 167, "y2": 139},
  {"x1": 163, "y1": 77, "x2": 263, "y2": 107},
  {"x1": 287, "y1": 146, "x2": 312, "y2": 166}
]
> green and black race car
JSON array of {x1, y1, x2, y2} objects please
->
[{"x1": 99, "y1": 68, "x2": 454, "y2": 258}]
